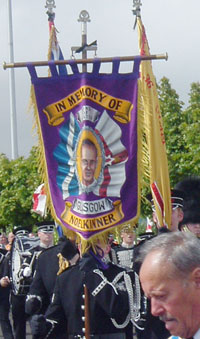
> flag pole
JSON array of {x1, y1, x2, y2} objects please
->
[
  {"x1": 3, "y1": 53, "x2": 168, "y2": 69},
  {"x1": 71, "y1": 10, "x2": 97, "y2": 70},
  {"x1": 45, "y1": 0, "x2": 56, "y2": 27},
  {"x1": 78, "y1": 10, "x2": 90, "y2": 72},
  {"x1": 83, "y1": 284, "x2": 90, "y2": 339},
  {"x1": 7, "y1": 0, "x2": 18, "y2": 159}
]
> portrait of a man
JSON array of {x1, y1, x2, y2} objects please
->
[{"x1": 80, "y1": 139, "x2": 98, "y2": 187}]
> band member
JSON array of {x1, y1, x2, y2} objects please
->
[
  {"x1": 30, "y1": 239, "x2": 145, "y2": 339},
  {"x1": 146, "y1": 189, "x2": 185, "y2": 231},
  {"x1": 10, "y1": 222, "x2": 54, "y2": 339},
  {"x1": 26, "y1": 237, "x2": 79, "y2": 339},
  {"x1": 0, "y1": 246, "x2": 14, "y2": 339},
  {"x1": 35, "y1": 221, "x2": 55, "y2": 250},
  {"x1": 175, "y1": 176, "x2": 200, "y2": 236},
  {"x1": 111, "y1": 224, "x2": 136, "y2": 269}
]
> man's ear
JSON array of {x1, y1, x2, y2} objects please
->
[
  {"x1": 178, "y1": 208, "x2": 184, "y2": 222},
  {"x1": 192, "y1": 267, "x2": 200, "y2": 288}
]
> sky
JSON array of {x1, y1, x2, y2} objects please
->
[{"x1": 0, "y1": 0, "x2": 199, "y2": 159}]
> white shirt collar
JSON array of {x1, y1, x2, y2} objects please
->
[
  {"x1": 121, "y1": 242, "x2": 134, "y2": 248},
  {"x1": 194, "y1": 328, "x2": 200, "y2": 339},
  {"x1": 39, "y1": 242, "x2": 53, "y2": 249}
]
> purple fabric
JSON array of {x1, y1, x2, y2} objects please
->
[{"x1": 28, "y1": 59, "x2": 141, "y2": 240}]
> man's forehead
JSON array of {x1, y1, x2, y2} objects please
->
[
  {"x1": 82, "y1": 144, "x2": 96, "y2": 152},
  {"x1": 140, "y1": 251, "x2": 165, "y2": 278}
]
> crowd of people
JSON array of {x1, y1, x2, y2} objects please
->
[{"x1": 0, "y1": 176, "x2": 200, "y2": 338}]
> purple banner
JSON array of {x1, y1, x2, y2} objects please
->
[{"x1": 28, "y1": 59, "x2": 141, "y2": 240}]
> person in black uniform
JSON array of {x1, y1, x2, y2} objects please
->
[
  {"x1": 26, "y1": 236, "x2": 80, "y2": 339},
  {"x1": 30, "y1": 239, "x2": 145, "y2": 339},
  {"x1": 10, "y1": 223, "x2": 55, "y2": 339},
  {"x1": 0, "y1": 247, "x2": 14, "y2": 339},
  {"x1": 175, "y1": 176, "x2": 200, "y2": 236},
  {"x1": 146, "y1": 189, "x2": 185, "y2": 232},
  {"x1": 111, "y1": 224, "x2": 136, "y2": 269}
]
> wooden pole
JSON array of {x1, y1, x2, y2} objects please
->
[
  {"x1": 84, "y1": 284, "x2": 90, "y2": 339},
  {"x1": 3, "y1": 53, "x2": 168, "y2": 69}
]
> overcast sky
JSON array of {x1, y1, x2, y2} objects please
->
[{"x1": 0, "y1": 0, "x2": 199, "y2": 159}]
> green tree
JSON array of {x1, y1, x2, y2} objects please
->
[
  {"x1": 0, "y1": 146, "x2": 43, "y2": 231},
  {"x1": 179, "y1": 82, "x2": 200, "y2": 177},
  {"x1": 157, "y1": 77, "x2": 185, "y2": 186}
]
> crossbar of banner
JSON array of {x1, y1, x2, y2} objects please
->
[{"x1": 3, "y1": 53, "x2": 168, "y2": 69}]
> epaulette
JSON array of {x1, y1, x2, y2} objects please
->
[{"x1": 57, "y1": 253, "x2": 70, "y2": 275}]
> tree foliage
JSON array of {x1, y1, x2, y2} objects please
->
[
  {"x1": 141, "y1": 79, "x2": 200, "y2": 229},
  {"x1": 157, "y1": 77, "x2": 185, "y2": 184},
  {"x1": 0, "y1": 146, "x2": 43, "y2": 231},
  {"x1": 158, "y1": 79, "x2": 200, "y2": 186},
  {"x1": 179, "y1": 82, "x2": 200, "y2": 176}
]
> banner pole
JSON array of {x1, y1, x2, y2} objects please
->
[
  {"x1": 3, "y1": 53, "x2": 168, "y2": 69},
  {"x1": 83, "y1": 285, "x2": 90, "y2": 339}
]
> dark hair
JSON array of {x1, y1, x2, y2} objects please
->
[{"x1": 81, "y1": 139, "x2": 97, "y2": 154}]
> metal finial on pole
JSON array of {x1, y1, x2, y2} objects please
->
[
  {"x1": 78, "y1": 10, "x2": 90, "y2": 72},
  {"x1": 45, "y1": 0, "x2": 56, "y2": 22},
  {"x1": 78, "y1": 10, "x2": 91, "y2": 24},
  {"x1": 132, "y1": 0, "x2": 142, "y2": 17},
  {"x1": 71, "y1": 10, "x2": 97, "y2": 73}
]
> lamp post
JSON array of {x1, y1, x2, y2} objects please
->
[{"x1": 7, "y1": 0, "x2": 18, "y2": 159}]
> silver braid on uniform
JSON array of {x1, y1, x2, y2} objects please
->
[
  {"x1": 111, "y1": 272, "x2": 144, "y2": 330},
  {"x1": 111, "y1": 272, "x2": 131, "y2": 328},
  {"x1": 44, "y1": 319, "x2": 57, "y2": 339},
  {"x1": 91, "y1": 270, "x2": 118, "y2": 296},
  {"x1": 129, "y1": 272, "x2": 144, "y2": 329}
]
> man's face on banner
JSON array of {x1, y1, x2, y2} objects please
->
[{"x1": 81, "y1": 141, "x2": 97, "y2": 186}]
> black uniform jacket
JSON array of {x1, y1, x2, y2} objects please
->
[
  {"x1": 0, "y1": 249, "x2": 10, "y2": 303},
  {"x1": 45, "y1": 258, "x2": 138, "y2": 337},
  {"x1": 26, "y1": 244, "x2": 61, "y2": 314}
]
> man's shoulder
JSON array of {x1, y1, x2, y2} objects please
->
[
  {"x1": 107, "y1": 262, "x2": 134, "y2": 275},
  {"x1": 38, "y1": 244, "x2": 58, "y2": 257},
  {"x1": 60, "y1": 262, "x2": 79, "y2": 274},
  {"x1": 36, "y1": 245, "x2": 61, "y2": 268},
  {"x1": 112, "y1": 244, "x2": 125, "y2": 252},
  {"x1": 57, "y1": 263, "x2": 80, "y2": 283}
]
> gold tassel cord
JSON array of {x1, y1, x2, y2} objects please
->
[{"x1": 57, "y1": 253, "x2": 69, "y2": 275}]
